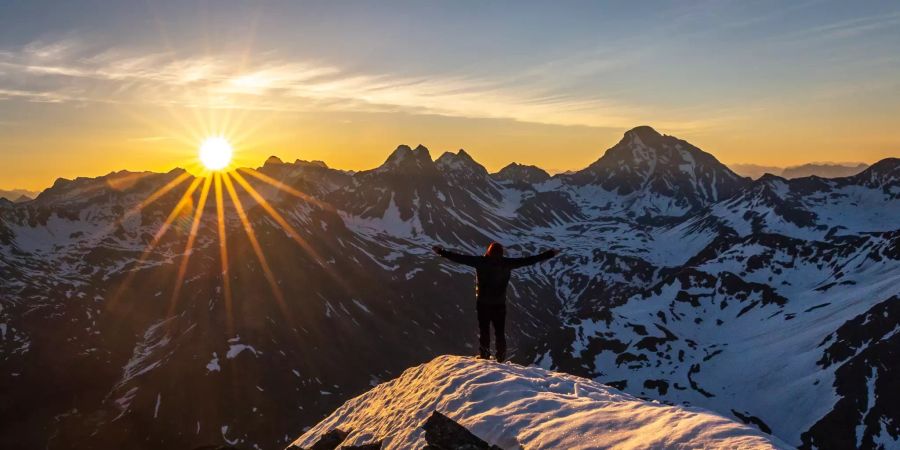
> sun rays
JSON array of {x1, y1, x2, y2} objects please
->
[
  {"x1": 213, "y1": 173, "x2": 234, "y2": 333},
  {"x1": 108, "y1": 134, "x2": 333, "y2": 326},
  {"x1": 168, "y1": 175, "x2": 212, "y2": 316}
]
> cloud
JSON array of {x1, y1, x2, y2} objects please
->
[
  {"x1": 0, "y1": 38, "x2": 719, "y2": 133},
  {"x1": 0, "y1": 88, "x2": 75, "y2": 103},
  {"x1": 778, "y1": 10, "x2": 900, "y2": 46}
]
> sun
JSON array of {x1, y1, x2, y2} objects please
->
[{"x1": 199, "y1": 137, "x2": 233, "y2": 171}]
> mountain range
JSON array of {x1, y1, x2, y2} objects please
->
[
  {"x1": 0, "y1": 188, "x2": 38, "y2": 203},
  {"x1": 729, "y1": 162, "x2": 870, "y2": 180},
  {"x1": 0, "y1": 126, "x2": 897, "y2": 449}
]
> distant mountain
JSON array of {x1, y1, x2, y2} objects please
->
[
  {"x1": 729, "y1": 163, "x2": 783, "y2": 180},
  {"x1": 729, "y1": 162, "x2": 870, "y2": 180},
  {"x1": 782, "y1": 162, "x2": 869, "y2": 179},
  {"x1": 0, "y1": 126, "x2": 897, "y2": 449},
  {"x1": 0, "y1": 188, "x2": 38, "y2": 202}
]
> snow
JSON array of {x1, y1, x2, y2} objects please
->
[
  {"x1": 117, "y1": 318, "x2": 174, "y2": 387},
  {"x1": 340, "y1": 194, "x2": 423, "y2": 239},
  {"x1": 154, "y1": 393, "x2": 161, "y2": 419},
  {"x1": 9, "y1": 213, "x2": 103, "y2": 254},
  {"x1": 562, "y1": 232, "x2": 900, "y2": 445},
  {"x1": 857, "y1": 370, "x2": 879, "y2": 448},
  {"x1": 112, "y1": 387, "x2": 139, "y2": 422},
  {"x1": 290, "y1": 355, "x2": 786, "y2": 450},
  {"x1": 227, "y1": 343, "x2": 260, "y2": 359},
  {"x1": 206, "y1": 353, "x2": 221, "y2": 372},
  {"x1": 352, "y1": 299, "x2": 372, "y2": 314},
  {"x1": 222, "y1": 425, "x2": 240, "y2": 445}
]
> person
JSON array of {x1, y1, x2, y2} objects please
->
[{"x1": 432, "y1": 242, "x2": 559, "y2": 362}]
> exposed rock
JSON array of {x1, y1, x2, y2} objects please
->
[
  {"x1": 304, "y1": 428, "x2": 349, "y2": 450},
  {"x1": 422, "y1": 411, "x2": 502, "y2": 450},
  {"x1": 341, "y1": 442, "x2": 382, "y2": 449}
]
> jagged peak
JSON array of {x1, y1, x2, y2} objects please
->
[
  {"x1": 376, "y1": 144, "x2": 436, "y2": 174},
  {"x1": 435, "y1": 149, "x2": 487, "y2": 176}
]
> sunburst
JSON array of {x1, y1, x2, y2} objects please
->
[{"x1": 109, "y1": 121, "x2": 331, "y2": 326}]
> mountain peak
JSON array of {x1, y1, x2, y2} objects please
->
[
  {"x1": 848, "y1": 157, "x2": 899, "y2": 188},
  {"x1": 757, "y1": 172, "x2": 787, "y2": 184},
  {"x1": 264, "y1": 155, "x2": 284, "y2": 166},
  {"x1": 568, "y1": 127, "x2": 749, "y2": 213},
  {"x1": 435, "y1": 149, "x2": 487, "y2": 176},
  {"x1": 492, "y1": 162, "x2": 550, "y2": 185},
  {"x1": 376, "y1": 144, "x2": 435, "y2": 174},
  {"x1": 624, "y1": 125, "x2": 662, "y2": 140}
]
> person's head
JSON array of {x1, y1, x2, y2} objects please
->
[{"x1": 485, "y1": 242, "x2": 504, "y2": 258}]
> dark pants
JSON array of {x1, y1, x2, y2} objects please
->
[{"x1": 477, "y1": 303, "x2": 506, "y2": 361}]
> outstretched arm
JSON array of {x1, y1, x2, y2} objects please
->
[
  {"x1": 506, "y1": 249, "x2": 559, "y2": 268},
  {"x1": 432, "y1": 246, "x2": 481, "y2": 267}
]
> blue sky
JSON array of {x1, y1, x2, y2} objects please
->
[{"x1": 1, "y1": 1, "x2": 899, "y2": 189}]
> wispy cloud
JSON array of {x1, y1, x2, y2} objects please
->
[
  {"x1": 777, "y1": 10, "x2": 900, "y2": 46},
  {"x1": 0, "y1": 38, "x2": 715, "y2": 132}
]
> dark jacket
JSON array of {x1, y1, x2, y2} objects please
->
[{"x1": 437, "y1": 249, "x2": 555, "y2": 305}]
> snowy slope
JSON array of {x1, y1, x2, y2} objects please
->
[{"x1": 290, "y1": 355, "x2": 787, "y2": 450}]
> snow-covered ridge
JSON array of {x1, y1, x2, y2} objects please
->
[{"x1": 289, "y1": 355, "x2": 788, "y2": 450}]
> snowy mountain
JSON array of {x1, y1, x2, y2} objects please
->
[
  {"x1": 0, "y1": 126, "x2": 897, "y2": 449},
  {"x1": 289, "y1": 355, "x2": 788, "y2": 449},
  {"x1": 560, "y1": 125, "x2": 750, "y2": 218}
]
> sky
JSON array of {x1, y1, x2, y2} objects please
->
[{"x1": 1, "y1": 0, "x2": 899, "y2": 191}]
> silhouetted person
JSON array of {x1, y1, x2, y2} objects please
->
[{"x1": 433, "y1": 242, "x2": 558, "y2": 362}]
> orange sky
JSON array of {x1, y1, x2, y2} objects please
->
[{"x1": 3, "y1": 101, "x2": 897, "y2": 192}]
